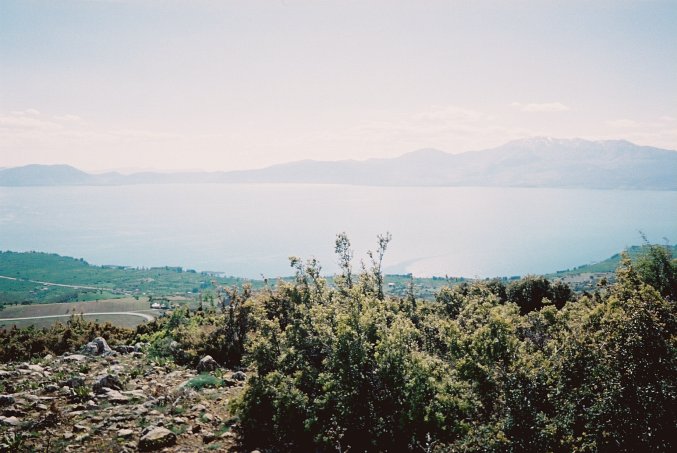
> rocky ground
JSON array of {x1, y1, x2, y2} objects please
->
[{"x1": 0, "y1": 339, "x2": 248, "y2": 452}]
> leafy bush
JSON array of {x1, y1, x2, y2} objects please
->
[{"x1": 232, "y1": 236, "x2": 677, "y2": 452}]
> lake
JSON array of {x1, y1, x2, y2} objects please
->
[{"x1": 0, "y1": 184, "x2": 675, "y2": 279}]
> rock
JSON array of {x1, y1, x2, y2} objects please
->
[
  {"x1": 113, "y1": 345, "x2": 136, "y2": 354},
  {"x1": 83, "y1": 337, "x2": 113, "y2": 356},
  {"x1": 73, "y1": 424, "x2": 88, "y2": 433},
  {"x1": 196, "y1": 355, "x2": 218, "y2": 373},
  {"x1": 82, "y1": 343, "x2": 99, "y2": 355},
  {"x1": 202, "y1": 431, "x2": 216, "y2": 444},
  {"x1": 43, "y1": 384, "x2": 59, "y2": 393},
  {"x1": 61, "y1": 354, "x2": 87, "y2": 362},
  {"x1": 43, "y1": 354, "x2": 54, "y2": 362},
  {"x1": 223, "y1": 378, "x2": 238, "y2": 387},
  {"x1": 108, "y1": 364, "x2": 125, "y2": 374},
  {"x1": 231, "y1": 371, "x2": 247, "y2": 381},
  {"x1": 0, "y1": 416, "x2": 21, "y2": 426},
  {"x1": 103, "y1": 389, "x2": 129, "y2": 404},
  {"x1": 138, "y1": 427, "x2": 177, "y2": 451},
  {"x1": 27, "y1": 364, "x2": 45, "y2": 373},
  {"x1": 0, "y1": 395, "x2": 15, "y2": 406},
  {"x1": 117, "y1": 428, "x2": 134, "y2": 439},
  {"x1": 93, "y1": 374, "x2": 123, "y2": 394},
  {"x1": 62, "y1": 376, "x2": 86, "y2": 388}
]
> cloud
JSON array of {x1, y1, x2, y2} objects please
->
[
  {"x1": 605, "y1": 119, "x2": 640, "y2": 128},
  {"x1": 598, "y1": 115, "x2": 677, "y2": 150},
  {"x1": 53, "y1": 114, "x2": 83, "y2": 122},
  {"x1": 512, "y1": 102, "x2": 570, "y2": 112},
  {"x1": 9, "y1": 108, "x2": 41, "y2": 117},
  {"x1": 0, "y1": 109, "x2": 184, "y2": 153},
  {"x1": 323, "y1": 105, "x2": 539, "y2": 155}
]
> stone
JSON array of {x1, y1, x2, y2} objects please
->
[
  {"x1": 83, "y1": 337, "x2": 113, "y2": 356},
  {"x1": 27, "y1": 364, "x2": 44, "y2": 373},
  {"x1": 43, "y1": 384, "x2": 59, "y2": 393},
  {"x1": 0, "y1": 416, "x2": 20, "y2": 426},
  {"x1": 196, "y1": 355, "x2": 218, "y2": 373},
  {"x1": 202, "y1": 431, "x2": 216, "y2": 444},
  {"x1": 0, "y1": 395, "x2": 15, "y2": 406},
  {"x1": 138, "y1": 427, "x2": 177, "y2": 451},
  {"x1": 61, "y1": 354, "x2": 87, "y2": 362},
  {"x1": 117, "y1": 428, "x2": 134, "y2": 439},
  {"x1": 93, "y1": 374, "x2": 123, "y2": 394},
  {"x1": 73, "y1": 424, "x2": 88, "y2": 433},
  {"x1": 231, "y1": 371, "x2": 247, "y2": 381},
  {"x1": 103, "y1": 389, "x2": 129, "y2": 404},
  {"x1": 62, "y1": 376, "x2": 85, "y2": 388},
  {"x1": 113, "y1": 345, "x2": 136, "y2": 354},
  {"x1": 82, "y1": 343, "x2": 99, "y2": 355}
]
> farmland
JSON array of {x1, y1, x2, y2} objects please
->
[{"x1": 0, "y1": 297, "x2": 166, "y2": 329}]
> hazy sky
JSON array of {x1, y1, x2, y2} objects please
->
[{"x1": 1, "y1": 0, "x2": 676, "y2": 172}]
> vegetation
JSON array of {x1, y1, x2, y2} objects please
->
[
  {"x1": 0, "y1": 250, "x2": 258, "y2": 304},
  {"x1": 0, "y1": 314, "x2": 133, "y2": 362},
  {"x1": 0, "y1": 238, "x2": 674, "y2": 451},
  {"x1": 230, "y1": 237, "x2": 676, "y2": 452}
]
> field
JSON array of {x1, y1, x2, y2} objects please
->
[{"x1": 0, "y1": 297, "x2": 169, "y2": 329}]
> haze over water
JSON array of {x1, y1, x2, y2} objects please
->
[{"x1": 1, "y1": 184, "x2": 674, "y2": 279}]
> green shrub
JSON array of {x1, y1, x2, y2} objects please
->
[{"x1": 185, "y1": 373, "x2": 223, "y2": 391}]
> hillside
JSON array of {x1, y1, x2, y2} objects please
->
[
  {"x1": 0, "y1": 251, "x2": 256, "y2": 304},
  {"x1": 2, "y1": 137, "x2": 676, "y2": 190},
  {"x1": 2, "y1": 245, "x2": 673, "y2": 307}
]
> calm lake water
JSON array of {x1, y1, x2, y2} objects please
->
[{"x1": 0, "y1": 184, "x2": 675, "y2": 279}]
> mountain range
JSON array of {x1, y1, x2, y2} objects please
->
[{"x1": 2, "y1": 137, "x2": 676, "y2": 190}]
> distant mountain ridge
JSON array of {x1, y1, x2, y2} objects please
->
[{"x1": 2, "y1": 137, "x2": 676, "y2": 189}]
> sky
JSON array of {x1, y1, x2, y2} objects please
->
[{"x1": 1, "y1": 0, "x2": 676, "y2": 172}]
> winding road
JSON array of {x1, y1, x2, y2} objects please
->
[{"x1": 0, "y1": 311, "x2": 155, "y2": 323}]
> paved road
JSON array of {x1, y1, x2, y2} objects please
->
[{"x1": 0, "y1": 311, "x2": 155, "y2": 323}]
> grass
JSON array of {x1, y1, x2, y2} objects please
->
[{"x1": 185, "y1": 373, "x2": 224, "y2": 391}]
